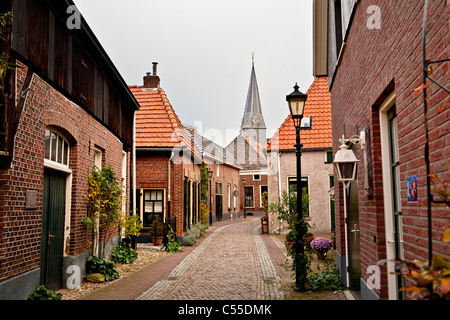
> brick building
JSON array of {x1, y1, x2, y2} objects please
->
[
  {"x1": 267, "y1": 77, "x2": 334, "y2": 235},
  {"x1": 130, "y1": 64, "x2": 202, "y2": 241},
  {"x1": 189, "y1": 129, "x2": 242, "y2": 222},
  {"x1": 0, "y1": 0, "x2": 139, "y2": 299},
  {"x1": 313, "y1": 0, "x2": 449, "y2": 299}
]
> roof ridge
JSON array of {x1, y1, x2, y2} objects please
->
[{"x1": 158, "y1": 88, "x2": 183, "y2": 142}]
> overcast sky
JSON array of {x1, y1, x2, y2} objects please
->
[{"x1": 74, "y1": 0, "x2": 314, "y2": 146}]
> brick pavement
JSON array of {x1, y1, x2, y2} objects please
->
[{"x1": 80, "y1": 214, "x2": 348, "y2": 300}]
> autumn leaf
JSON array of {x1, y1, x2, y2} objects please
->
[
  {"x1": 441, "y1": 278, "x2": 450, "y2": 295},
  {"x1": 414, "y1": 84, "x2": 428, "y2": 92},
  {"x1": 443, "y1": 227, "x2": 450, "y2": 243}
]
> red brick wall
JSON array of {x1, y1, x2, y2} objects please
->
[
  {"x1": 0, "y1": 61, "x2": 129, "y2": 283},
  {"x1": 330, "y1": 0, "x2": 449, "y2": 298},
  {"x1": 136, "y1": 152, "x2": 202, "y2": 238},
  {"x1": 240, "y1": 174, "x2": 268, "y2": 213},
  {"x1": 205, "y1": 161, "x2": 241, "y2": 219}
]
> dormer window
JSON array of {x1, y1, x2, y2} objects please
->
[{"x1": 301, "y1": 117, "x2": 312, "y2": 129}]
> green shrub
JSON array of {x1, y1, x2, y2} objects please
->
[
  {"x1": 308, "y1": 261, "x2": 346, "y2": 292},
  {"x1": 182, "y1": 223, "x2": 208, "y2": 246},
  {"x1": 111, "y1": 241, "x2": 138, "y2": 264},
  {"x1": 28, "y1": 285, "x2": 62, "y2": 300},
  {"x1": 164, "y1": 226, "x2": 183, "y2": 253},
  {"x1": 86, "y1": 256, "x2": 119, "y2": 281},
  {"x1": 182, "y1": 232, "x2": 197, "y2": 246}
]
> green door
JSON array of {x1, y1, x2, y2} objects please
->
[
  {"x1": 347, "y1": 178, "x2": 361, "y2": 297},
  {"x1": 40, "y1": 169, "x2": 66, "y2": 291}
]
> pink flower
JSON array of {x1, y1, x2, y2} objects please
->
[{"x1": 310, "y1": 237, "x2": 333, "y2": 252}]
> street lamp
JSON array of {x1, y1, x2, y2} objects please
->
[
  {"x1": 207, "y1": 169, "x2": 213, "y2": 226},
  {"x1": 286, "y1": 83, "x2": 308, "y2": 292},
  {"x1": 333, "y1": 139, "x2": 359, "y2": 188}
]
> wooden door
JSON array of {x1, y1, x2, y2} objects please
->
[
  {"x1": 40, "y1": 169, "x2": 66, "y2": 291},
  {"x1": 347, "y1": 177, "x2": 361, "y2": 297}
]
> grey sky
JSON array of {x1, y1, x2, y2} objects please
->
[{"x1": 74, "y1": 0, "x2": 314, "y2": 146}]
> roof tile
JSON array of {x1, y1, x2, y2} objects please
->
[{"x1": 268, "y1": 77, "x2": 332, "y2": 151}]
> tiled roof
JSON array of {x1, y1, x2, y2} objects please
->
[
  {"x1": 187, "y1": 129, "x2": 240, "y2": 168},
  {"x1": 267, "y1": 77, "x2": 332, "y2": 151},
  {"x1": 130, "y1": 87, "x2": 198, "y2": 160}
]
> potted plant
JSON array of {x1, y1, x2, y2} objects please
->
[
  {"x1": 150, "y1": 220, "x2": 164, "y2": 246},
  {"x1": 121, "y1": 214, "x2": 143, "y2": 250},
  {"x1": 310, "y1": 237, "x2": 333, "y2": 260}
]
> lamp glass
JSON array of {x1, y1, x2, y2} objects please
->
[
  {"x1": 333, "y1": 147, "x2": 359, "y2": 182},
  {"x1": 286, "y1": 84, "x2": 307, "y2": 119},
  {"x1": 207, "y1": 170, "x2": 213, "y2": 179},
  {"x1": 338, "y1": 162, "x2": 355, "y2": 181}
]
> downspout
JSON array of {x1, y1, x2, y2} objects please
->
[
  {"x1": 277, "y1": 151, "x2": 283, "y2": 234},
  {"x1": 132, "y1": 111, "x2": 137, "y2": 214},
  {"x1": 168, "y1": 159, "x2": 171, "y2": 219}
]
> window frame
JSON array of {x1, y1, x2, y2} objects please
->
[{"x1": 44, "y1": 128, "x2": 71, "y2": 173}]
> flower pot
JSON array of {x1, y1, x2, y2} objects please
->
[
  {"x1": 153, "y1": 236, "x2": 164, "y2": 246},
  {"x1": 316, "y1": 250, "x2": 327, "y2": 260}
]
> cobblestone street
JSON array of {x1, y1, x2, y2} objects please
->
[
  {"x1": 76, "y1": 214, "x2": 348, "y2": 301},
  {"x1": 138, "y1": 217, "x2": 284, "y2": 300}
]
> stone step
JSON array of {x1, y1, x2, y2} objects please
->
[{"x1": 137, "y1": 243, "x2": 163, "y2": 252}]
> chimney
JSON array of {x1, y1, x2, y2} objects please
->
[{"x1": 143, "y1": 62, "x2": 160, "y2": 89}]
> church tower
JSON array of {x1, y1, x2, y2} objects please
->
[{"x1": 240, "y1": 60, "x2": 267, "y2": 147}]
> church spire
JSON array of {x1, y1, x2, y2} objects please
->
[{"x1": 240, "y1": 58, "x2": 266, "y2": 131}]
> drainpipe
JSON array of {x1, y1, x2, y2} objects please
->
[
  {"x1": 168, "y1": 160, "x2": 171, "y2": 219},
  {"x1": 132, "y1": 111, "x2": 137, "y2": 214},
  {"x1": 277, "y1": 151, "x2": 283, "y2": 234}
]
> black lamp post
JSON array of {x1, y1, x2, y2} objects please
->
[
  {"x1": 207, "y1": 169, "x2": 213, "y2": 226},
  {"x1": 286, "y1": 83, "x2": 308, "y2": 292}
]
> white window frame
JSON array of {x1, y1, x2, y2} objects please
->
[
  {"x1": 244, "y1": 185, "x2": 255, "y2": 209},
  {"x1": 94, "y1": 147, "x2": 103, "y2": 170},
  {"x1": 379, "y1": 91, "x2": 403, "y2": 300}
]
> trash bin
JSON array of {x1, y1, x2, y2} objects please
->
[{"x1": 260, "y1": 216, "x2": 269, "y2": 234}]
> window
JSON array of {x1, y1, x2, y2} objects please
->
[
  {"x1": 143, "y1": 190, "x2": 164, "y2": 227},
  {"x1": 334, "y1": 0, "x2": 343, "y2": 58},
  {"x1": 244, "y1": 186, "x2": 254, "y2": 208},
  {"x1": 215, "y1": 182, "x2": 222, "y2": 195},
  {"x1": 44, "y1": 129, "x2": 70, "y2": 167},
  {"x1": 260, "y1": 185, "x2": 268, "y2": 208},
  {"x1": 253, "y1": 174, "x2": 261, "y2": 181},
  {"x1": 326, "y1": 150, "x2": 333, "y2": 163},
  {"x1": 288, "y1": 176, "x2": 309, "y2": 217},
  {"x1": 216, "y1": 164, "x2": 220, "y2": 177},
  {"x1": 301, "y1": 117, "x2": 312, "y2": 129},
  {"x1": 94, "y1": 147, "x2": 103, "y2": 170}
]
